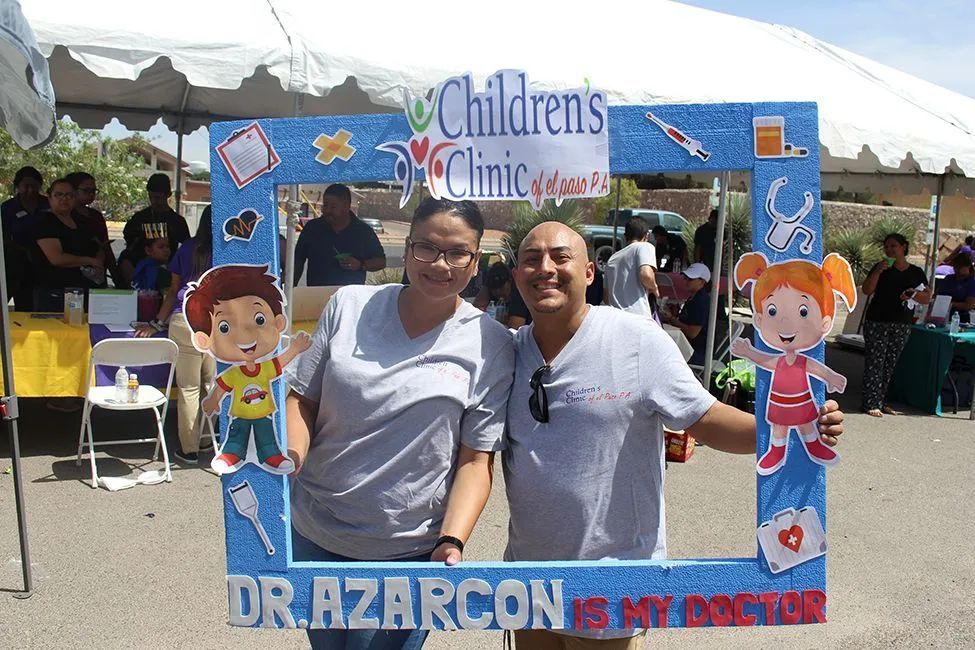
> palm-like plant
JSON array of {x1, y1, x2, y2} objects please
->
[
  {"x1": 825, "y1": 228, "x2": 883, "y2": 283},
  {"x1": 503, "y1": 200, "x2": 585, "y2": 260}
]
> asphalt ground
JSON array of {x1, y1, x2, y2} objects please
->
[{"x1": 1, "y1": 342, "x2": 973, "y2": 648}]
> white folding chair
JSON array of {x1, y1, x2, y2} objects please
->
[
  {"x1": 75, "y1": 338, "x2": 179, "y2": 489},
  {"x1": 690, "y1": 318, "x2": 747, "y2": 380}
]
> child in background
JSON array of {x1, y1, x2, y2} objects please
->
[{"x1": 131, "y1": 237, "x2": 172, "y2": 294}]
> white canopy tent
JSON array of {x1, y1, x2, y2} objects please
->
[{"x1": 20, "y1": 0, "x2": 975, "y2": 381}]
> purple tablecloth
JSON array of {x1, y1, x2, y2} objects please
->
[{"x1": 89, "y1": 325, "x2": 172, "y2": 388}]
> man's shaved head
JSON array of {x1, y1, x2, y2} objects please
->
[{"x1": 514, "y1": 221, "x2": 594, "y2": 318}]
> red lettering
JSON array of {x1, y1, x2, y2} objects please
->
[
  {"x1": 802, "y1": 589, "x2": 827, "y2": 624},
  {"x1": 685, "y1": 594, "x2": 709, "y2": 627},
  {"x1": 780, "y1": 590, "x2": 802, "y2": 625},
  {"x1": 584, "y1": 597, "x2": 609, "y2": 629},
  {"x1": 622, "y1": 596, "x2": 650, "y2": 629},
  {"x1": 650, "y1": 595, "x2": 673, "y2": 628},
  {"x1": 709, "y1": 594, "x2": 733, "y2": 627},
  {"x1": 733, "y1": 592, "x2": 758, "y2": 626},
  {"x1": 758, "y1": 591, "x2": 778, "y2": 624},
  {"x1": 573, "y1": 597, "x2": 583, "y2": 630}
]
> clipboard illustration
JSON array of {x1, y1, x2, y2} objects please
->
[{"x1": 215, "y1": 121, "x2": 281, "y2": 189}]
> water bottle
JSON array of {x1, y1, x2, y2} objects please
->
[
  {"x1": 127, "y1": 373, "x2": 139, "y2": 403},
  {"x1": 486, "y1": 301, "x2": 497, "y2": 320},
  {"x1": 115, "y1": 366, "x2": 128, "y2": 402},
  {"x1": 950, "y1": 312, "x2": 961, "y2": 335}
]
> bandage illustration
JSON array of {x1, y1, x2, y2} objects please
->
[
  {"x1": 229, "y1": 481, "x2": 275, "y2": 555},
  {"x1": 765, "y1": 176, "x2": 815, "y2": 254},
  {"x1": 646, "y1": 112, "x2": 710, "y2": 161}
]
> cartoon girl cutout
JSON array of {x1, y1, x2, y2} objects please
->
[{"x1": 732, "y1": 252, "x2": 857, "y2": 476}]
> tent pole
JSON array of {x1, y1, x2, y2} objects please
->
[
  {"x1": 703, "y1": 171, "x2": 730, "y2": 390},
  {"x1": 284, "y1": 93, "x2": 303, "y2": 324},
  {"x1": 611, "y1": 176, "x2": 622, "y2": 253},
  {"x1": 0, "y1": 218, "x2": 33, "y2": 599},
  {"x1": 726, "y1": 183, "x2": 735, "y2": 339},
  {"x1": 927, "y1": 173, "x2": 946, "y2": 293},
  {"x1": 174, "y1": 128, "x2": 184, "y2": 214}
]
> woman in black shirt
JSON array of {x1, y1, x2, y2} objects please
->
[
  {"x1": 861, "y1": 233, "x2": 930, "y2": 417},
  {"x1": 32, "y1": 179, "x2": 105, "y2": 310}
]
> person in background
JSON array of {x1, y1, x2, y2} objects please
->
[
  {"x1": 661, "y1": 262, "x2": 712, "y2": 365},
  {"x1": 651, "y1": 224, "x2": 688, "y2": 273},
  {"x1": 120, "y1": 173, "x2": 190, "y2": 284},
  {"x1": 694, "y1": 208, "x2": 719, "y2": 269},
  {"x1": 130, "y1": 237, "x2": 172, "y2": 294},
  {"x1": 604, "y1": 216, "x2": 658, "y2": 319},
  {"x1": 936, "y1": 252, "x2": 975, "y2": 323},
  {"x1": 861, "y1": 233, "x2": 930, "y2": 418},
  {"x1": 293, "y1": 183, "x2": 386, "y2": 286},
  {"x1": 66, "y1": 171, "x2": 121, "y2": 287},
  {"x1": 31, "y1": 178, "x2": 105, "y2": 310},
  {"x1": 2, "y1": 166, "x2": 48, "y2": 310},
  {"x1": 473, "y1": 261, "x2": 513, "y2": 309},
  {"x1": 135, "y1": 206, "x2": 214, "y2": 464}
]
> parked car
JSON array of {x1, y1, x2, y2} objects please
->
[
  {"x1": 361, "y1": 218, "x2": 385, "y2": 234},
  {"x1": 581, "y1": 209, "x2": 689, "y2": 271}
]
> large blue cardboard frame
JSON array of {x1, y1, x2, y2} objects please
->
[{"x1": 210, "y1": 101, "x2": 826, "y2": 631}]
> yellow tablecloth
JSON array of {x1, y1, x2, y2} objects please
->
[{"x1": 3, "y1": 312, "x2": 92, "y2": 397}]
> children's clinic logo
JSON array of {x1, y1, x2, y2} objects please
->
[{"x1": 378, "y1": 70, "x2": 610, "y2": 208}]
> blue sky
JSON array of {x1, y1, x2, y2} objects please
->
[{"x1": 104, "y1": 0, "x2": 974, "y2": 168}]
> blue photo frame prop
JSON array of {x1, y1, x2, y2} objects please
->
[{"x1": 209, "y1": 92, "x2": 829, "y2": 632}]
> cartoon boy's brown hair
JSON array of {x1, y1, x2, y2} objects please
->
[{"x1": 184, "y1": 265, "x2": 285, "y2": 335}]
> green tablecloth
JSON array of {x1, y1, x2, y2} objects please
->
[{"x1": 888, "y1": 326, "x2": 975, "y2": 415}]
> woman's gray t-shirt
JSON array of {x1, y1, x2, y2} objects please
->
[{"x1": 287, "y1": 284, "x2": 514, "y2": 560}]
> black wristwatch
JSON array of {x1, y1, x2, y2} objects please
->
[{"x1": 433, "y1": 535, "x2": 465, "y2": 553}]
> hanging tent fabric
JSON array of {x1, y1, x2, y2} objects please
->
[{"x1": 0, "y1": 0, "x2": 58, "y2": 599}]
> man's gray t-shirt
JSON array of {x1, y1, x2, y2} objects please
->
[
  {"x1": 605, "y1": 241, "x2": 657, "y2": 318},
  {"x1": 504, "y1": 306, "x2": 715, "y2": 564},
  {"x1": 287, "y1": 284, "x2": 514, "y2": 559}
]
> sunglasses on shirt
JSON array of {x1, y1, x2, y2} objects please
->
[{"x1": 529, "y1": 364, "x2": 551, "y2": 423}]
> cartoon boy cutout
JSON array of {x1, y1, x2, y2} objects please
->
[
  {"x1": 184, "y1": 264, "x2": 310, "y2": 475},
  {"x1": 732, "y1": 252, "x2": 856, "y2": 476}
]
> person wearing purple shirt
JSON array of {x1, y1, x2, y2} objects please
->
[
  {"x1": 135, "y1": 206, "x2": 214, "y2": 463},
  {"x1": 937, "y1": 253, "x2": 975, "y2": 323},
  {"x1": 2, "y1": 166, "x2": 48, "y2": 310}
]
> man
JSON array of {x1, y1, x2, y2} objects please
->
[
  {"x1": 504, "y1": 223, "x2": 844, "y2": 648},
  {"x1": 661, "y1": 262, "x2": 711, "y2": 364},
  {"x1": 651, "y1": 224, "x2": 688, "y2": 273},
  {"x1": 293, "y1": 184, "x2": 386, "y2": 286},
  {"x1": 693, "y1": 208, "x2": 719, "y2": 269},
  {"x1": 603, "y1": 216, "x2": 658, "y2": 318},
  {"x1": 122, "y1": 173, "x2": 190, "y2": 264}
]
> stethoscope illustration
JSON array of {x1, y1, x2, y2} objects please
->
[{"x1": 764, "y1": 176, "x2": 815, "y2": 255}]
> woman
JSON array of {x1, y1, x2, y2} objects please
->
[
  {"x1": 861, "y1": 233, "x2": 930, "y2": 417},
  {"x1": 286, "y1": 198, "x2": 514, "y2": 649},
  {"x1": 936, "y1": 253, "x2": 975, "y2": 323},
  {"x1": 2, "y1": 166, "x2": 48, "y2": 310},
  {"x1": 135, "y1": 207, "x2": 214, "y2": 464},
  {"x1": 32, "y1": 178, "x2": 105, "y2": 310},
  {"x1": 66, "y1": 171, "x2": 122, "y2": 288}
]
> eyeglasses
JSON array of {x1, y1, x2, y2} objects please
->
[
  {"x1": 51, "y1": 191, "x2": 76, "y2": 199},
  {"x1": 529, "y1": 364, "x2": 551, "y2": 423},
  {"x1": 407, "y1": 238, "x2": 477, "y2": 269},
  {"x1": 79, "y1": 186, "x2": 98, "y2": 195}
]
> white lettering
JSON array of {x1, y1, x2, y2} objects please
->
[
  {"x1": 531, "y1": 579, "x2": 564, "y2": 629},
  {"x1": 495, "y1": 579, "x2": 530, "y2": 629},
  {"x1": 419, "y1": 577, "x2": 458, "y2": 630},
  {"x1": 310, "y1": 577, "x2": 347, "y2": 629},
  {"x1": 259, "y1": 577, "x2": 296, "y2": 629},
  {"x1": 227, "y1": 575, "x2": 260, "y2": 627},
  {"x1": 456, "y1": 578, "x2": 494, "y2": 629},
  {"x1": 346, "y1": 578, "x2": 380, "y2": 629},
  {"x1": 382, "y1": 577, "x2": 417, "y2": 630}
]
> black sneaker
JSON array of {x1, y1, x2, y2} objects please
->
[
  {"x1": 198, "y1": 438, "x2": 215, "y2": 453},
  {"x1": 173, "y1": 448, "x2": 199, "y2": 464}
]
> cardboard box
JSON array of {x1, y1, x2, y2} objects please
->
[{"x1": 665, "y1": 429, "x2": 695, "y2": 463}]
